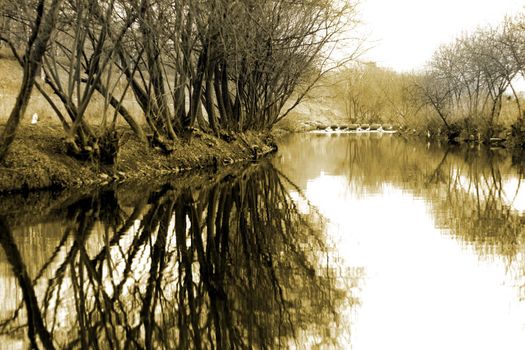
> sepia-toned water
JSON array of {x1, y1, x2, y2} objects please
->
[
  {"x1": 1, "y1": 133, "x2": 525, "y2": 349},
  {"x1": 274, "y1": 133, "x2": 525, "y2": 349}
]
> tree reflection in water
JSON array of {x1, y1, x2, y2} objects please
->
[
  {"x1": 428, "y1": 149, "x2": 525, "y2": 258},
  {"x1": 276, "y1": 134, "x2": 525, "y2": 296},
  {"x1": 276, "y1": 134, "x2": 525, "y2": 259},
  {"x1": 0, "y1": 162, "x2": 349, "y2": 349}
]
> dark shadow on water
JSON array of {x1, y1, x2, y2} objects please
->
[{"x1": 0, "y1": 162, "x2": 350, "y2": 349}]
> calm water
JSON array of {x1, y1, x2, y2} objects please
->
[{"x1": 1, "y1": 133, "x2": 525, "y2": 349}]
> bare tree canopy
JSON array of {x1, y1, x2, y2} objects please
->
[{"x1": 0, "y1": 0, "x2": 358, "y2": 160}]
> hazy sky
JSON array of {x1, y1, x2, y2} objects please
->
[{"x1": 358, "y1": 0, "x2": 524, "y2": 72}]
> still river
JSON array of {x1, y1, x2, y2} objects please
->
[{"x1": 1, "y1": 133, "x2": 525, "y2": 349}]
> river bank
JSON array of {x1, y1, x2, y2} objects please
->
[
  {"x1": 277, "y1": 114, "x2": 525, "y2": 151},
  {"x1": 0, "y1": 123, "x2": 277, "y2": 193}
]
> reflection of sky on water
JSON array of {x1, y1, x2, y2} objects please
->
[
  {"x1": 503, "y1": 178, "x2": 525, "y2": 213},
  {"x1": 450, "y1": 169, "x2": 525, "y2": 214},
  {"x1": 301, "y1": 172, "x2": 525, "y2": 350},
  {"x1": 273, "y1": 134, "x2": 525, "y2": 349}
]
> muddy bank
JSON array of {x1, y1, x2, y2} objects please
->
[{"x1": 0, "y1": 124, "x2": 277, "y2": 193}]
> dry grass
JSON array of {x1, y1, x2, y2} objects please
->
[
  {"x1": 0, "y1": 55, "x2": 147, "y2": 127},
  {"x1": 0, "y1": 122, "x2": 276, "y2": 193},
  {"x1": 0, "y1": 56, "x2": 277, "y2": 193}
]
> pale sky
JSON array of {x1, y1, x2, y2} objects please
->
[{"x1": 358, "y1": 0, "x2": 525, "y2": 72}]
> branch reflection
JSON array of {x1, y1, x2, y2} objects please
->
[{"x1": 0, "y1": 162, "x2": 349, "y2": 349}]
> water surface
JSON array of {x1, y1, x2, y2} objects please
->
[
  {"x1": 273, "y1": 133, "x2": 525, "y2": 349},
  {"x1": 1, "y1": 133, "x2": 525, "y2": 349}
]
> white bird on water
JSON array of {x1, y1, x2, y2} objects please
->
[{"x1": 31, "y1": 113, "x2": 38, "y2": 125}]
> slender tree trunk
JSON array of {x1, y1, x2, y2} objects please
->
[
  {"x1": 92, "y1": 81, "x2": 147, "y2": 142},
  {"x1": 0, "y1": 0, "x2": 62, "y2": 162},
  {"x1": 204, "y1": 72, "x2": 219, "y2": 134}
]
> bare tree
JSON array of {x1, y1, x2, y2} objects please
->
[
  {"x1": 37, "y1": 0, "x2": 145, "y2": 160},
  {"x1": 0, "y1": 0, "x2": 63, "y2": 162},
  {"x1": 412, "y1": 70, "x2": 454, "y2": 131}
]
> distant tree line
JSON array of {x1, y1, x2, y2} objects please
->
[
  {"x1": 332, "y1": 14, "x2": 525, "y2": 145},
  {"x1": 332, "y1": 62, "x2": 418, "y2": 126},
  {"x1": 415, "y1": 16, "x2": 525, "y2": 141},
  {"x1": 0, "y1": 0, "x2": 355, "y2": 162}
]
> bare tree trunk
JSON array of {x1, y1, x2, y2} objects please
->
[
  {"x1": 92, "y1": 81, "x2": 147, "y2": 142},
  {"x1": 0, "y1": 0, "x2": 62, "y2": 162}
]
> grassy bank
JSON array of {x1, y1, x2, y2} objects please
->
[
  {"x1": 0, "y1": 49, "x2": 281, "y2": 195},
  {"x1": 0, "y1": 122, "x2": 277, "y2": 193}
]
